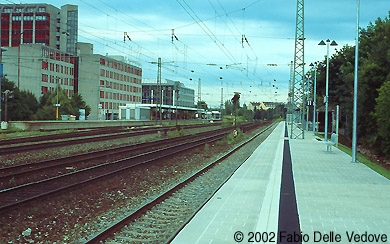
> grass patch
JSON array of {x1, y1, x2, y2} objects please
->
[
  {"x1": 165, "y1": 129, "x2": 188, "y2": 138},
  {"x1": 337, "y1": 143, "x2": 390, "y2": 180},
  {"x1": 0, "y1": 128, "x2": 77, "y2": 139}
]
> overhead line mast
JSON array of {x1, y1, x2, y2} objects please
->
[{"x1": 291, "y1": 0, "x2": 305, "y2": 139}]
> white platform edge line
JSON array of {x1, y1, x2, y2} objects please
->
[{"x1": 254, "y1": 121, "x2": 285, "y2": 241}]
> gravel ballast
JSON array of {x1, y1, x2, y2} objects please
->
[{"x1": 0, "y1": 122, "x2": 276, "y2": 244}]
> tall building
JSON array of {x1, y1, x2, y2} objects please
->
[
  {"x1": 0, "y1": 4, "x2": 78, "y2": 54},
  {"x1": 142, "y1": 79, "x2": 195, "y2": 108},
  {"x1": 1, "y1": 3, "x2": 143, "y2": 120},
  {"x1": 2, "y1": 44, "x2": 76, "y2": 100},
  {"x1": 77, "y1": 43, "x2": 142, "y2": 120}
]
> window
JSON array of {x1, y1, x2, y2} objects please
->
[
  {"x1": 100, "y1": 91, "x2": 104, "y2": 98},
  {"x1": 100, "y1": 80, "x2": 104, "y2": 86},
  {"x1": 42, "y1": 74, "x2": 48, "y2": 82},
  {"x1": 41, "y1": 61, "x2": 48, "y2": 70},
  {"x1": 41, "y1": 86, "x2": 48, "y2": 94}
]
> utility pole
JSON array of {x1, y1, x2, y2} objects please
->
[
  {"x1": 352, "y1": 0, "x2": 360, "y2": 162},
  {"x1": 287, "y1": 61, "x2": 294, "y2": 124},
  {"x1": 149, "y1": 57, "x2": 175, "y2": 124},
  {"x1": 197, "y1": 78, "x2": 201, "y2": 119},
  {"x1": 291, "y1": 0, "x2": 305, "y2": 139},
  {"x1": 157, "y1": 57, "x2": 162, "y2": 125},
  {"x1": 220, "y1": 87, "x2": 223, "y2": 120}
]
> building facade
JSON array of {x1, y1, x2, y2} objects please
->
[
  {"x1": 0, "y1": 4, "x2": 78, "y2": 54},
  {"x1": 77, "y1": 43, "x2": 142, "y2": 120},
  {"x1": 2, "y1": 44, "x2": 75, "y2": 99},
  {"x1": 142, "y1": 79, "x2": 194, "y2": 108},
  {"x1": 1, "y1": 3, "x2": 143, "y2": 121}
]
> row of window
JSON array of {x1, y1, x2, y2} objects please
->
[
  {"x1": 42, "y1": 86, "x2": 74, "y2": 96},
  {"x1": 100, "y1": 69, "x2": 141, "y2": 84},
  {"x1": 2, "y1": 7, "x2": 45, "y2": 13},
  {"x1": 41, "y1": 48, "x2": 75, "y2": 64},
  {"x1": 99, "y1": 91, "x2": 140, "y2": 102},
  {"x1": 99, "y1": 80, "x2": 141, "y2": 93},
  {"x1": 9, "y1": 15, "x2": 47, "y2": 21},
  {"x1": 42, "y1": 61, "x2": 74, "y2": 75},
  {"x1": 42, "y1": 74, "x2": 75, "y2": 86},
  {"x1": 99, "y1": 99, "x2": 141, "y2": 110},
  {"x1": 100, "y1": 58, "x2": 142, "y2": 76}
]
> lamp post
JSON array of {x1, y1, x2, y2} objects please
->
[
  {"x1": 309, "y1": 62, "x2": 318, "y2": 134},
  {"x1": 318, "y1": 39, "x2": 338, "y2": 141},
  {"x1": 304, "y1": 75, "x2": 310, "y2": 131},
  {"x1": 1, "y1": 47, "x2": 8, "y2": 123},
  {"x1": 55, "y1": 80, "x2": 61, "y2": 120},
  {"x1": 352, "y1": 0, "x2": 360, "y2": 162}
]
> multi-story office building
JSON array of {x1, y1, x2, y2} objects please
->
[
  {"x1": 0, "y1": 4, "x2": 78, "y2": 54},
  {"x1": 77, "y1": 43, "x2": 142, "y2": 120},
  {"x1": 2, "y1": 44, "x2": 76, "y2": 99},
  {"x1": 1, "y1": 3, "x2": 143, "y2": 120},
  {"x1": 142, "y1": 79, "x2": 194, "y2": 108}
]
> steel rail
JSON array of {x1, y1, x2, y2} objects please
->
[
  {"x1": 0, "y1": 130, "x2": 230, "y2": 212},
  {"x1": 0, "y1": 123, "x2": 221, "y2": 155},
  {"x1": 0, "y1": 126, "x2": 234, "y2": 187},
  {"x1": 83, "y1": 122, "x2": 275, "y2": 244}
]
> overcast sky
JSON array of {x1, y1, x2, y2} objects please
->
[{"x1": 3, "y1": 0, "x2": 389, "y2": 107}]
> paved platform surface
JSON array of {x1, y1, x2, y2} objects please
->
[
  {"x1": 291, "y1": 130, "x2": 390, "y2": 243},
  {"x1": 171, "y1": 122, "x2": 390, "y2": 244}
]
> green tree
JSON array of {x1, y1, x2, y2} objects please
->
[
  {"x1": 313, "y1": 13, "x2": 390, "y2": 156},
  {"x1": 1, "y1": 79, "x2": 39, "y2": 121},
  {"x1": 372, "y1": 80, "x2": 390, "y2": 156},
  {"x1": 70, "y1": 93, "x2": 91, "y2": 118},
  {"x1": 36, "y1": 88, "x2": 73, "y2": 120},
  {"x1": 197, "y1": 100, "x2": 208, "y2": 110},
  {"x1": 237, "y1": 104, "x2": 253, "y2": 121},
  {"x1": 224, "y1": 100, "x2": 233, "y2": 115}
]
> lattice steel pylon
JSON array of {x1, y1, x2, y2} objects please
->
[{"x1": 290, "y1": 0, "x2": 305, "y2": 139}]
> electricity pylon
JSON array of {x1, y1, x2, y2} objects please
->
[{"x1": 290, "y1": 0, "x2": 305, "y2": 139}]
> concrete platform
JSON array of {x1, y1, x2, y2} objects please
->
[
  {"x1": 172, "y1": 122, "x2": 286, "y2": 244},
  {"x1": 172, "y1": 122, "x2": 390, "y2": 244},
  {"x1": 291, "y1": 130, "x2": 390, "y2": 243}
]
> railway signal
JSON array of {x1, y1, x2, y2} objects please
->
[{"x1": 232, "y1": 92, "x2": 241, "y2": 126}]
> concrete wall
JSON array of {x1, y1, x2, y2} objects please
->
[{"x1": 77, "y1": 44, "x2": 100, "y2": 120}]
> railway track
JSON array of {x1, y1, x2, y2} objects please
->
[
  {"x1": 0, "y1": 122, "x2": 266, "y2": 212},
  {"x1": 0, "y1": 126, "x2": 234, "y2": 190},
  {"x1": 0, "y1": 122, "x2": 222, "y2": 155},
  {"x1": 83, "y1": 122, "x2": 276, "y2": 244}
]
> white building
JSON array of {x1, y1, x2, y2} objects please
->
[{"x1": 77, "y1": 43, "x2": 142, "y2": 120}]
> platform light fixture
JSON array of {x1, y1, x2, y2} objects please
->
[{"x1": 318, "y1": 39, "x2": 338, "y2": 141}]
